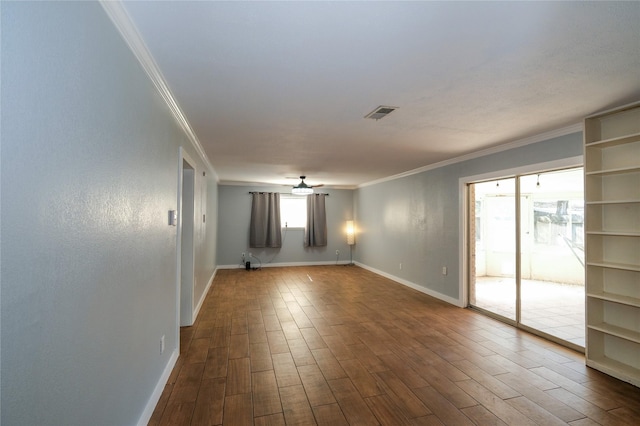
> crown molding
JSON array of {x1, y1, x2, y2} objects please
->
[
  {"x1": 99, "y1": 0, "x2": 217, "y2": 180},
  {"x1": 359, "y1": 122, "x2": 583, "y2": 188}
]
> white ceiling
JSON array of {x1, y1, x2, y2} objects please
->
[{"x1": 121, "y1": 1, "x2": 640, "y2": 189}]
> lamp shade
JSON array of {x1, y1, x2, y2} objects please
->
[{"x1": 346, "y1": 220, "x2": 355, "y2": 245}]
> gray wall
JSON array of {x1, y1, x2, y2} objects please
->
[
  {"x1": 217, "y1": 186, "x2": 354, "y2": 266},
  {"x1": 354, "y1": 132, "x2": 583, "y2": 302},
  {"x1": 1, "y1": 2, "x2": 217, "y2": 425}
]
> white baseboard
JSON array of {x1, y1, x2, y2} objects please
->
[
  {"x1": 355, "y1": 262, "x2": 464, "y2": 307},
  {"x1": 193, "y1": 268, "x2": 217, "y2": 321},
  {"x1": 137, "y1": 348, "x2": 179, "y2": 426},
  {"x1": 217, "y1": 260, "x2": 352, "y2": 270}
]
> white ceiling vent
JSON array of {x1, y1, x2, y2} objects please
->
[{"x1": 365, "y1": 105, "x2": 397, "y2": 120}]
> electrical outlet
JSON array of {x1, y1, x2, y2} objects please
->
[
  {"x1": 336, "y1": 249, "x2": 340, "y2": 255},
  {"x1": 399, "y1": 263, "x2": 402, "y2": 270},
  {"x1": 160, "y1": 335, "x2": 165, "y2": 354},
  {"x1": 242, "y1": 252, "x2": 245, "y2": 260}
]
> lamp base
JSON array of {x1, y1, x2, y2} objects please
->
[{"x1": 344, "y1": 245, "x2": 354, "y2": 266}]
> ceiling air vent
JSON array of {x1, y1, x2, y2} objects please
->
[{"x1": 365, "y1": 105, "x2": 397, "y2": 120}]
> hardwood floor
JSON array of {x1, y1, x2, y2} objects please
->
[{"x1": 149, "y1": 266, "x2": 640, "y2": 425}]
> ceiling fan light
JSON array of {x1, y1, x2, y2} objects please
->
[
  {"x1": 291, "y1": 175, "x2": 314, "y2": 195},
  {"x1": 292, "y1": 186, "x2": 313, "y2": 195}
]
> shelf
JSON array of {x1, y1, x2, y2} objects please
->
[
  {"x1": 586, "y1": 199, "x2": 640, "y2": 205},
  {"x1": 585, "y1": 172, "x2": 640, "y2": 202},
  {"x1": 585, "y1": 132, "x2": 640, "y2": 148},
  {"x1": 586, "y1": 266, "x2": 639, "y2": 305},
  {"x1": 585, "y1": 101, "x2": 640, "y2": 388},
  {"x1": 586, "y1": 234, "x2": 640, "y2": 268},
  {"x1": 586, "y1": 261, "x2": 640, "y2": 272},
  {"x1": 588, "y1": 323, "x2": 640, "y2": 344},
  {"x1": 586, "y1": 357, "x2": 640, "y2": 388},
  {"x1": 587, "y1": 292, "x2": 640, "y2": 308},
  {"x1": 585, "y1": 165, "x2": 640, "y2": 176},
  {"x1": 586, "y1": 231, "x2": 640, "y2": 237},
  {"x1": 585, "y1": 134, "x2": 639, "y2": 174},
  {"x1": 587, "y1": 328, "x2": 640, "y2": 373},
  {"x1": 585, "y1": 203, "x2": 639, "y2": 235},
  {"x1": 585, "y1": 102, "x2": 640, "y2": 143}
]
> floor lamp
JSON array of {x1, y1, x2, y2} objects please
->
[{"x1": 346, "y1": 220, "x2": 355, "y2": 265}]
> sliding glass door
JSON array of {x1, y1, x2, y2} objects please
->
[
  {"x1": 519, "y1": 169, "x2": 585, "y2": 347},
  {"x1": 469, "y1": 178, "x2": 517, "y2": 321},
  {"x1": 469, "y1": 168, "x2": 585, "y2": 349}
]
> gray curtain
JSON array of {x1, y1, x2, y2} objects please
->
[
  {"x1": 250, "y1": 192, "x2": 282, "y2": 248},
  {"x1": 304, "y1": 194, "x2": 327, "y2": 247}
]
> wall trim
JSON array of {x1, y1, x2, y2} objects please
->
[
  {"x1": 193, "y1": 268, "x2": 217, "y2": 320},
  {"x1": 355, "y1": 263, "x2": 464, "y2": 308},
  {"x1": 359, "y1": 123, "x2": 583, "y2": 188},
  {"x1": 137, "y1": 348, "x2": 178, "y2": 426},
  {"x1": 99, "y1": 0, "x2": 217, "y2": 180}
]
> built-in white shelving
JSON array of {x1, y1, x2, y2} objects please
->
[{"x1": 584, "y1": 102, "x2": 640, "y2": 388}]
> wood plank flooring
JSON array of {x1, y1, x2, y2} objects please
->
[{"x1": 149, "y1": 266, "x2": 640, "y2": 425}]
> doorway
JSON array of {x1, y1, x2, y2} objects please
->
[
  {"x1": 468, "y1": 167, "x2": 585, "y2": 349},
  {"x1": 179, "y1": 154, "x2": 196, "y2": 327}
]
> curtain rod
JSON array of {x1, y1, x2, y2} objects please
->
[{"x1": 249, "y1": 192, "x2": 329, "y2": 196}]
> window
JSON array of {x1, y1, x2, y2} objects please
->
[{"x1": 280, "y1": 196, "x2": 306, "y2": 228}]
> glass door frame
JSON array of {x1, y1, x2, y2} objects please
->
[{"x1": 459, "y1": 156, "x2": 584, "y2": 352}]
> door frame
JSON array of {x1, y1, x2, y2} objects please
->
[{"x1": 176, "y1": 148, "x2": 197, "y2": 349}]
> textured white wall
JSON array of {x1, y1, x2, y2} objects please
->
[{"x1": 1, "y1": 2, "x2": 216, "y2": 425}]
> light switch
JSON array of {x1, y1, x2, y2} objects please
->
[{"x1": 168, "y1": 210, "x2": 177, "y2": 226}]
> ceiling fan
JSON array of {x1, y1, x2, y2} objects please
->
[{"x1": 290, "y1": 176, "x2": 323, "y2": 195}]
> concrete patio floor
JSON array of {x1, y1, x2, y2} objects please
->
[{"x1": 472, "y1": 276, "x2": 585, "y2": 347}]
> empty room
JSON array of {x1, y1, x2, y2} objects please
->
[{"x1": 1, "y1": 1, "x2": 639, "y2": 425}]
